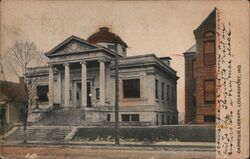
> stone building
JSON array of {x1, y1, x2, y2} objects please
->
[
  {"x1": 184, "y1": 9, "x2": 216, "y2": 124},
  {"x1": 26, "y1": 27, "x2": 179, "y2": 126}
]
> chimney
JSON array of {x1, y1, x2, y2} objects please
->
[{"x1": 159, "y1": 57, "x2": 172, "y2": 66}]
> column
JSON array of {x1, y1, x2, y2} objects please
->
[
  {"x1": 81, "y1": 61, "x2": 87, "y2": 108},
  {"x1": 48, "y1": 66, "x2": 54, "y2": 107},
  {"x1": 57, "y1": 70, "x2": 62, "y2": 106},
  {"x1": 64, "y1": 63, "x2": 70, "y2": 108},
  {"x1": 99, "y1": 59, "x2": 106, "y2": 105}
]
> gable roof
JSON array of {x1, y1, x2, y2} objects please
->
[
  {"x1": 45, "y1": 35, "x2": 115, "y2": 57},
  {"x1": 194, "y1": 8, "x2": 216, "y2": 33}
]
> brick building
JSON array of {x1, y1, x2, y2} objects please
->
[
  {"x1": 0, "y1": 80, "x2": 26, "y2": 132},
  {"x1": 184, "y1": 9, "x2": 216, "y2": 124}
]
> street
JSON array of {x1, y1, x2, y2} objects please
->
[{"x1": 0, "y1": 146, "x2": 215, "y2": 159}]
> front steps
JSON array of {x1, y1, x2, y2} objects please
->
[{"x1": 4, "y1": 126, "x2": 72, "y2": 143}]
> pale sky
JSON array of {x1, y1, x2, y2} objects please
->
[{"x1": 1, "y1": 0, "x2": 249, "y2": 119}]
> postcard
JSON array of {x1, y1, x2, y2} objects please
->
[{"x1": 0, "y1": 0, "x2": 249, "y2": 159}]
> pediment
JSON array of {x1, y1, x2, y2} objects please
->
[{"x1": 45, "y1": 35, "x2": 99, "y2": 57}]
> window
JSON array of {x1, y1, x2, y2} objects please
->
[
  {"x1": 76, "y1": 92, "x2": 80, "y2": 100},
  {"x1": 167, "y1": 85, "x2": 170, "y2": 101},
  {"x1": 121, "y1": 114, "x2": 130, "y2": 122},
  {"x1": 167, "y1": 115, "x2": 170, "y2": 125},
  {"x1": 161, "y1": 115, "x2": 165, "y2": 125},
  {"x1": 96, "y1": 88, "x2": 100, "y2": 100},
  {"x1": 121, "y1": 114, "x2": 140, "y2": 122},
  {"x1": 70, "y1": 90, "x2": 72, "y2": 101},
  {"x1": 131, "y1": 114, "x2": 139, "y2": 121},
  {"x1": 204, "y1": 80, "x2": 215, "y2": 104},
  {"x1": 122, "y1": 47, "x2": 126, "y2": 53},
  {"x1": 192, "y1": 60, "x2": 196, "y2": 79},
  {"x1": 172, "y1": 87, "x2": 174, "y2": 102},
  {"x1": 204, "y1": 115, "x2": 215, "y2": 122},
  {"x1": 155, "y1": 79, "x2": 158, "y2": 99},
  {"x1": 36, "y1": 85, "x2": 48, "y2": 102},
  {"x1": 204, "y1": 41, "x2": 215, "y2": 65},
  {"x1": 161, "y1": 82, "x2": 165, "y2": 100},
  {"x1": 107, "y1": 114, "x2": 111, "y2": 121},
  {"x1": 204, "y1": 31, "x2": 214, "y2": 37},
  {"x1": 156, "y1": 114, "x2": 159, "y2": 125},
  {"x1": 193, "y1": 90, "x2": 196, "y2": 107},
  {"x1": 123, "y1": 79, "x2": 140, "y2": 98}
]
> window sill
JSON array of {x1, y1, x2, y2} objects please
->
[{"x1": 120, "y1": 98, "x2": 147, "y2": 102}]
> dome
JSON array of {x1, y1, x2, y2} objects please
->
[{"x1": 87, "y1": 27, "x2": 128, "y2": 47}]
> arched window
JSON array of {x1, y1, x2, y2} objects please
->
[{"x1": 204, "y1": 31, "x2": 215, "y2": 38}]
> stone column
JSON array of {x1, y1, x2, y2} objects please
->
[
  {"x1": 81, "y1": 61, "x2": 87, "y2": 108},
  {"x1": 64, "y1": 63, "x2": 70, "y2": 108},
  {"x1": 99, "y1": 59, "x2": 106, "y2": 106},
  {"x1": 57, "y1": 70, "x2": 61, "y2": 106},
  {"x1": 48, "y1": 65, "x2": 54, "y2": 107}
]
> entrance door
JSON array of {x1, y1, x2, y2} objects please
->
[
  {"x1": 76, "y1": 83, "x2": 82, "y2": 108},
  {"x1": 87, "y1": 82, "x2": 92, "y2": 107}
]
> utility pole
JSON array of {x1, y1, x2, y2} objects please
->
[{"x1": 114, "y1": 43, "x2": 119, "y2": 145}]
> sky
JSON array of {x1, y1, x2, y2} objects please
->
[{"x1": 1, "y1": 0, "x2": 249, "y2": 120}]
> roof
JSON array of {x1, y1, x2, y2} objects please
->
[
  {"x1": 111, "y1": 54, "x2": 178, "y2": 79},
  {"x1": 184, "y1": 44, "x2": 196, "y2": 54},
  {"x1": 159, "y1": 57, "x2": 172, "y2": 60},
  {"x1": 0, "y1": 80, "x2": 26, "y2": 102},
  {"x1": 194, "y1": 8, "x2": 216, "y2": 33},
  {"x1": 87, "y1": 27, "x2": 128, "y2": 47},
  {"x1": 45, "y1": 35, "x2": 118, "y2": 58}
]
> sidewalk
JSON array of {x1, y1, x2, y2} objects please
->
[{"x1": 2, "y1": 141, "x2": 215, "y2": 152}]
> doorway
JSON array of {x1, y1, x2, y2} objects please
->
[
  {"x1": 87, "y1": 82, "x2": 91, "y2": 107},
  {"x1": 76, "y1": 83, "x2": 82, "y2": 108}
]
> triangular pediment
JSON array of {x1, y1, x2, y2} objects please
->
[{"x1": 45, "y1": 35, "x2": 100, "y2": 57}]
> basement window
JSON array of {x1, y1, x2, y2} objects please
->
[
  {"x1": 121, "y1": 114, "x2": 140, "y2": 122},
  {"x1": 121, "y1": 114, "x2": 130, "y2": 122}
]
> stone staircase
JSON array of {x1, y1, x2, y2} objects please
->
[{"x1": 4, "y1": 126, "x2": 72, "y2": 143}]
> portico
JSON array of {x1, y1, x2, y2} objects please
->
[{"x1": 48, "y1": 59, "x2": 108, "y2": 109}]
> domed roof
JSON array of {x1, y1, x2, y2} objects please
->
[{"x1": 87, "y1": 27, "x2": 128, "y2": 47}]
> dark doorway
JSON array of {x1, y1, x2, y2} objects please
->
[
  {"x1": 0, "y1": 108, "x2": 6, "y2": 126},
  {"x1": 37, "y1": 85, "x2": 48, "y2": 102},
  {"x1": 87, "y1": 82, "x2": 91, "y2": 107},
  {"x1": 76, "y1": 83, "x2": 82, "y2": 108}
]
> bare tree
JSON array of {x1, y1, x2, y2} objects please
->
[{"x1": 4, "y1": 41, "x2": 45, "y2": 143}]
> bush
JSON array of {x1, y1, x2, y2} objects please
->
[{"x1": 72, "y1": 125, "x2": 215, "y2": 142}]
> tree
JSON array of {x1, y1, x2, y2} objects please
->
[{"x1": 4, "y1": 41, "x2": 45, "y2": 143}]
